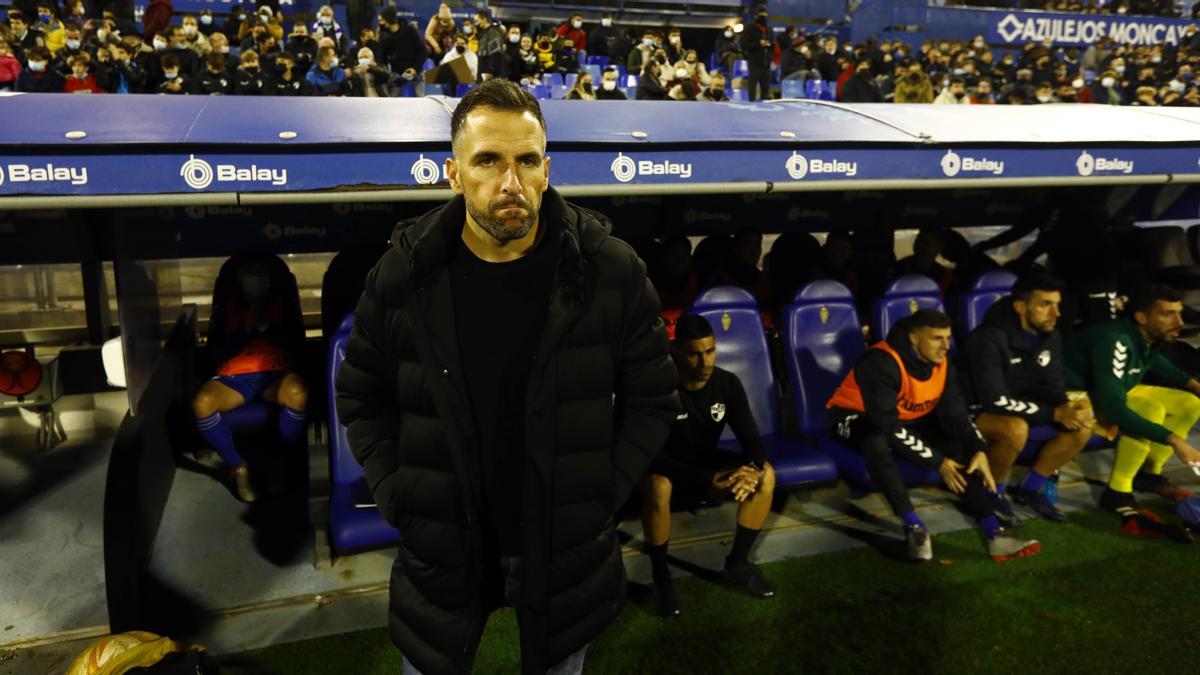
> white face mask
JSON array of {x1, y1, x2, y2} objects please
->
[
  {"x1": 66, "y1": 39, "x2": 81, "y2": 49},
  {"x1": 724, "y1": 30, "x2": 732, "y2": 38},
  {"x1": 601, "y1": 79, "x2": 615, "y2": 90},
  {"x1": 1036, "y1": 94, "x2": 1052, "y2": 102},
  {"x1": 163, "y1": 70, "x2": 178, "y2": 79},
  {"x1": 601, "y1": 18, "x2": 612, "y2": 27},
  {"x1": 183, "y1": 25, "x2": 197, "y2": 36},
  {"x1": 200, "y1": 14, "x2": 212, "y2": 25},
  {"x1": 1115, "y1": 65, "x2": 1125, "y2": 74},
  {"x1": 358, "y1": 54, "x2": 373, "y2": 65},
  {"x1": 1101, "y1": 76, "x2": 1115, "y2": 87},
  {"x1": 28, "y1": 60, "x2": 46, "y2": 72},
  {"x1": 1152, "y1": 55, "x2": 1162, "y2": 63},
  {"x1": 1170, "y1": 79, "x2": 1186, "y2": 93},
  {"x1": 219, "y1": 44, "x2": 230, "y2": 53},
  {"x1": 329, "y1": 56, "x2": 339, "y2": 67},
  {"x1": 670, "y1": 36, "x2": 680, "y2": 44},
  {"x1": 320, "y1": 15, "x2": 333, "y2": 24},
  {"x1": 463, "y1": 25, "x2": 473, "y2": 34},
  {"x1": 675, "y1": 68, "x2": 688, "y2": 79},
  {"x1": 572, "y1": 20, "x2": 582, "y2": 29},
  {"x1": 153, "y1": 38, "x2": 167, "y2": 50},
  {"x1": 1072, "y1": 78, "x2": 1084, "y2": 88},
  {"x1": 509, "y1": 34, "x2": 519, "y2": 43}
]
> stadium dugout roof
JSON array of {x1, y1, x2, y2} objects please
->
[{"x1": 2, "y1": 93, "x2": 1200, "y2": 208}]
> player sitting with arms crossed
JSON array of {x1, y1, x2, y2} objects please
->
[
  {"x1": 640, "y1": 314, "x2": 777, "y2": 617},
  {"x1": 827, "y1": 309, "x2": 1041, "y2": 562}
]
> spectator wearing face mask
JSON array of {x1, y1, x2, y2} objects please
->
[
  {"x1": 8, "y1": 13, "x2": 47, "y2": 59},
  {"x1": 682, "y1": 49, "x2": 710, "y2": 86},
  {"x1": 141, "y1": 0, "x2": 173, "y2": 42},
  {"x1": 440, "y1": 32, "x2": 478, "y2": 80},
  {"x1": 563, "y1": 71, "x2": 595, "y2": 99},
  {"x1": 738, "y1": 6, "x2": 772, "y2": 101},
  {"x1": 311, "y1": 5, "x2": 346, "y2": 52},
  {"x1": 814, "y1": 36, "x2": 840, "y2": 81},
  {"x1": 589, "y1": 13, "x2": 618, "y2": 58},
  {"x1": 1032, "y1": 81, "x2": 1060, "y2": 103},
  {"x1": 223, "y1": 5, "x2": 246, "y2": 42},
  {"x1": 156, "y1": 53, "x2": 189, "y2": 94},
  {"x1": 0, "y1": 41, "x2": 21, "y2": 91},
  {"x1": 351, "y1": 27, "x2": 382, "y2": 65},
  {"x1": 283, "y1": 21, "x2": 317, "y2": 75},
  {"x1": 627, "y1": 30, "x2": 656, "y2": 73},
  {"x1": 64, "y1": 53, "x2": 104, "y2": 92},
  {"x1": 51, "y1": 26, "x2": 87, "y2": 77},
  {"x1": 233, "y1": 48, "x2": 267, "y2": 95},
  {"x1": 663, "y1": 27, "x2": 683, "y2": 64},
  {"x1": 666, "y1": 59, "x2": 699, "y2": 100},
  {"x1": 424, "y1": 2, "x2": 455, "y2": 57},
  {"x1": 379, "y1": 5, "x2": 425, "y2": 85},
  {"x1": 1091, "y1": 69, "x2": 1125, "y2": 104},
  {"x1": 636, "y1": 59, "x2": 669, "y2": 100},
  {"x1": 595, "y1": 66, "x2": 626, "y2": 99},
  {"x1": 33, "y1": 4, "x2": 66, "y2": 54},
  {"x1": 16, "y1": 45, "x2": 64, "y2": 91},
  {"x1": 267, "y1": 51, "x2": 309, "y2": 95},
  {"x1": 840, "y1": 59, "x2": 882, "y2": 103},
  {"x1": 970, "y1": 78, "x2": 996, "y2": 104},
  {"x1": 180, "y1": 15, "x2": 212, "y2": 57},
  {"x1": 105, "y1": 42, "x2": 146, "y2": 93},
  {"x1": 894, "y1": 62, "x2": 934, "y2": 103},
  {"x1": 533, "y1": 32, "x2": 555, "y2": 73},
  {"x1": 473, "y1": 11, "x2": 505, "y2": 81},
  {"x1": 195, "y1": 52, "x2": 231, "y2": 94},
  {"x1": 197, "y1": 10, "x2": 218, "y2": 37},
  {"x1": 458, "y1": 18, "x2": 478, "y2": 53},
  {"x1": 207, "y1": 32, "x2": 238, "y2": 73},
  {"x1": 780, "y1": 39, "x2": 812, "y2": 83},
  {"x1": 934, "y1": 76, "x2": 970, "y2": 104},
  {"x1": 307, "y1": 45, "x2": 348, "y2": 95},
  {"x1": 349, "y1": 46, "x2": 390, "y2": 96},
  {"x1": 555, "y1": 13, "x2": 586, "y2": 58},
  {"x1": 556, "y1": 38, "x2": 580, "y2": 75},
  {"x1": 713, "y1": 24, "x2": 741, "y2": 72},
  {"x1": 698, "y1": 71, "x2": 729, "y2": 101}
]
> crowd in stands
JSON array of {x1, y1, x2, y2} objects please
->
[{"x1": 3, "y1": 0, "x2": 1200, "y2": 105}]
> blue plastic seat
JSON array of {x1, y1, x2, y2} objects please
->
[
  {"x1": 455, "y1": 82, "x2": 475, "y2": 98},
  {"x1": 781, "y1": 281, "x2": 942, "y2": 489},
  {"x1": 542, "y1": 72, "x2": 563, "y2": 88},
  {"x1": 624, "y1": 73, "x2": 639, "y2": 88},
  {"x1": 551, "y1": 84, "x2": 570, "y2": 99},
  {"x1": 820, "y1": 80, "x2": 836, "y2": 101},
  {"x1": 729, "y1": 88, "x2": 748, "y2": 102},
  {"x1": 326, "y1": 313, "x2": 401, "y2": 553},
  {"x1": 873, "y1": 274, "x2": 945, "y2": 341},
  {"x1": 581, "y1": 64, "x2": 601, "y2": 82},
  {"x1": 587, "y1": 55, "x2": 609, "y2": 68},
  {"x1": 621, "y1": 86, "x2": 637, "y2": 100},
  {"x1": 423, "y1": 83, "x2": 448, "y2": 97},
  {"x1": 803, "y1": 78, "x2": 822, "y2": 99},
  {"x1": 564, "y1": 72, "x2": 578, "y2": 88},
  {"x1": 688, "y1": 286, "x2": 838, "y2": 488},
  {"x1": 732, "y1": 59, "x2": 749, "y2": 79},
  {"x1": 959, "y1": 270, "x2": 1016, "y2": 334},
  {"x1": 780, "y1": 79, "x2": 804, "y2": 99}
]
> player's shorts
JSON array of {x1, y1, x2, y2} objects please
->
[
  {"x1": 653, "y1": 450, "x2": 747, "y2": 510},
  {"x1": 214, "y1": 370, "x2": 286, "y2": 404}
]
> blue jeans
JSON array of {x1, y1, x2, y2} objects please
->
[{"x1": 400, "y1": 557, "x2": 589, "y2": 675}]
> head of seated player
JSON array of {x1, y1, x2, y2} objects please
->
[
  {"x1": 1127, "y1": 284, "x2": 1184, "y2": 344},
  {"x1": 671, "y1": 314, "x2": 716, "y2": 390},
  {"x1": 1010, "y1": 269, "x2": 1063, "y2": 336},
  {"x1": 905, "y1": 308, "x2": 952, "y2": 365}
]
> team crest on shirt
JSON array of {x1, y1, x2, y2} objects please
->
[
  {"x1": 710, "y1": 403, "x2": 726, "y2": 422},
  {"x1": 1037, "y1": 349, "x2": 1051, "y2": 367}
]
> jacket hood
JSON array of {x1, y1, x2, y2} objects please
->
[
  {"x1": 981, "y1": 296, "x2": 1053, "y2": 353},
  {"x1": 391, "y1": 186, "x2": 612, "y2": 298},
  {"x1": 884, "y1": 316, "x2": 936, "y2": 380}
]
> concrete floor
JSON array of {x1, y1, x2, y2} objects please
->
[{"x1": 1, "y1": 432, "x2": 1197, "y2": 675}]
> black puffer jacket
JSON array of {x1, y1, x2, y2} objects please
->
[
  {"x1": 335, "y1": 187, "x2": 679, "y2": 675},
  {"x1": 963, "y1": 296, "x2": 1068, "y2": 424}
]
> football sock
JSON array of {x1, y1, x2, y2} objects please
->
[
  {"x1": 901, "y1": 511, "x2": 925, "y2": 530},
  {"x1": 727, "y1": 525, "x2": 761, "y2": 568},
  {"x1": 996, "y1": 483, "x2": 1007, "y2": 496},
  {"x1": 647, "y1": 541, "x2": 670, "y2": 582},
  {"x1": 278, "y1": 406, "x2": 307, "y2": 445},
  {"x1": 196, "y1": 412, "x2": 244, "y2": 467},
  {"x1": 1020, "y1": 470, "x2": 1048, "y2": 494},
  {"x1": 979, "y1": 514, "x2": 1002, "y2": 540}
]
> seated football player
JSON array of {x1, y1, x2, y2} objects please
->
[
  {"x1": 1065, "y1": 284, "x2": 1200, "y2": 535},
  {"x1": 640, "y1": 314, "x2": 776, "y2": 617},
  {"x1": 192, "y1": 254, "x2": 308, "y2": 502},
  {"x1": 827, "y1": 309, "x2": 1041, "y2": 562},
  {"x1": 964, "y1": 270, "x2": 1093, "y2": 523}
]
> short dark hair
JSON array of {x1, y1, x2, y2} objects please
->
[
  {"x1": 1012, "y1": 269, "x2": 1064, "y2": 303},
  {"x1": 675, "y1": 314, "x2": 714, "y2": 344},
  {"x1": 1127, "y1": 284, "x2": 1183, "y2": 317},
  {"x1": 907, "y1": 309, "x2": 952, "y2": 332},
  {"x1": 949, "y1": 76, "x2": 965, "y2": 86},
  {"x1": 161, "y1": 53, "x2": 180, "y2": 69},
  {"x1": 450, "y1": 78, "x2": 546, "y2": 150}
]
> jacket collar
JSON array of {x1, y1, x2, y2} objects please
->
[{"x1": 982, "y1": 296, "x2": 1052, "y2": 353}]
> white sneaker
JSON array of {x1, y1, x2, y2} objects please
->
[{"x1": 906, "y1": 525, "x2": 932, "y2": 561}]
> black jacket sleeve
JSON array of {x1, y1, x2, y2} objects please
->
[
  {"x1": 967, "y1": 327, "x2": 1056, "y2": 424},
  {"x1": 335, "y1": 256, "x2": 404, "y2": 525},
  {"x1": 725, "y1": 374, "x2": 767, "y2": 466},
  {"x1": 935, "y1": 362, "x2": 989, "y2": 455},
  {"x1": 610, "y1": 253, "x2": 681, "y2": 511},
  {"x1": 853, "y1": 349, "x2": 904, "y2": 435}
]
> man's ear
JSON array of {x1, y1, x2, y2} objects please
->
[{"x1": 445, "y1": 157, "x2": 463, "y2": 195}]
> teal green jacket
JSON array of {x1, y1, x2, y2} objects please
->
[{"x1": 1064, "y1": 317, "x2": 1192, "y2": 444}]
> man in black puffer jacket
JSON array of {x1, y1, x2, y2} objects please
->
[
  {"x1": 963, "y1": 269, "x2": 1094, "y2": 523},
  {"x1": 335, "y1": 79, "x2": 679, "y2": 675}
]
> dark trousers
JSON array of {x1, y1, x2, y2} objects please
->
[
  {"x1": 747, "y1": 65, "x2": 771, "y2": 101},
  {"x1": 829, "y1": 409, "x2": 991, "y2": 520}
]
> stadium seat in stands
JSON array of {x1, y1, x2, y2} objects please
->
[
  {"x1": 730, "y1": 88, "x2": 748, "y2": 102},
  {"x1": 552, "y1": 84, "x2": 570, "y2": 99},
  {"x1": 733, "y1": 59, "x2": 749, "y2": 79},
  {"x1": 873, "y1": 274, "x2": 944, "y2": 341},
  {"x1": 581, "y1": 64, "x2": 601, "y2": 82},
  {"x1": 624, "y1": 73, "x2": 639, "y2": 88},
  {"x1": 780, "y1": 79, "x2": 804, "y2": 99},
  {"x1": 804, "y1": 79, "x2": 822, "y2": 99},
  {"x1": 688, "y1": 287, "x2": 838, "y2": 488},
  {"x1": 959, "y1": 269, "x2": 1016, "y2": 334},
  {"x1": 542, "y1": 73, "x2": 563, "y2": 88},
  {"x1": 587, "y1": 55, "x2": 608, "y2": 68},
  {"x1": 1083, "y1": 69, "x2": 1097, "y2": 83},
  {"x1": 422, "y1": 58, "x2": 435, "y2": 71},
  {"x1": 614, "y1": 64, "x2": 627, "y2": 81},
  {"x1": 820, "y1": 81, "x2": 836, "y2": 101},
  {"x1": 455, "y1": 83, "x2": 475, "y2": 97},
  {"x1": 780, "y1": 281, "x2": 941, "y2": 489},
  {"x1": 424, "y1": 83, "x2": 448, "y2": 97},
  {"x1": 327, "y1": 313, "x2": 401, "y2": 553},
  {"x1": 564, "y1": 72, "x2": 578, "y2": 88},
  {"x1": 621, "y1": 87, "x2": 637, "y2": 100}
]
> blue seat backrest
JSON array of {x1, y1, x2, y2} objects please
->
[
  {"x1": 780, "y1": 79, "x2": 804, "y2": 99},
  {"x1": 960, "y1": 270, "x2": 1017, "y2": 334},
  {"x1": 729, "y1": 88, "x2": 748, "y2": 102},
  {"x1": 688, "y1": 286, "x2": 778, "y2": 439},
  {"x1": 782, "y1": 281, "x2": 866, "y2": 435},
  {"x1": 327, "y1": 313, "x2": 363, "y2": 488},
  {"x1": 873, "y1": 274, "x2": 944, "y2": 340},
  {"x1": 733, "y1": 59, "x2": 749, "y2": 78}
]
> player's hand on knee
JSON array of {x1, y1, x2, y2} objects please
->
[
  {"x1": 1168, "y1": 435, "x2": 1200, "y2": 469},
  {"x1": 965, "y1": 451, "x2": 997, "y2": 493},
  {"x1": 939, "y1": 457, "x2": 967, "y2": 494}
]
